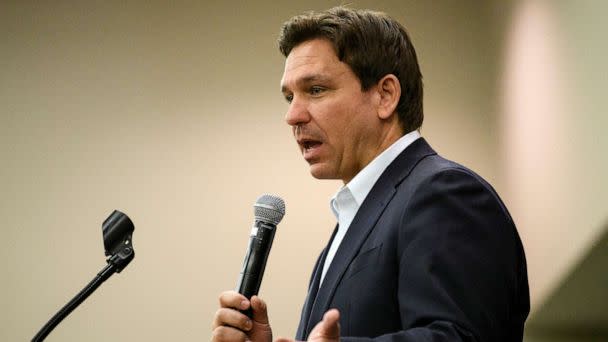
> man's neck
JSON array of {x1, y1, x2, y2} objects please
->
[{"x1": 341, "y1": 124, "x2": 405, "y2": 184}]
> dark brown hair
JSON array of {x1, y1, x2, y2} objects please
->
[{"x1": 278, "y1": 6, "x2": 423, "y2": 133}]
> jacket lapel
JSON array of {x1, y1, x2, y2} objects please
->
[
  {"x1": 296, "y1": 225, "x2": 338, "y2": 340},
  {"x1": 303, "y1": 138, "x2": 436, "y2": 337}
]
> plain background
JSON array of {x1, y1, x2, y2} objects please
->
[{"x1": 2, "y1": 0, "x2": 606, "y2": 341}]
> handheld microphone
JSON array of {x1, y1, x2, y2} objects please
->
[{"x1": 236, "y1": 194, "x2": 285, "y2": 316}]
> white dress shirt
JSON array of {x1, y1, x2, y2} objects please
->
[{"x1": 319, "y1": 130, "x2": 421, "y2": 284}]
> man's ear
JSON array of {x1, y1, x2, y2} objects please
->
[{"x1": 376, "y1": 74, "x2": 401, "y2": 120}]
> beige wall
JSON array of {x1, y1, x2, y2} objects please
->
[
  {"x1": 490, "y1": 0, "x2": 608, "y2": 315},
  {"x1": 2, "y1": 1, "x2": 605, "y2": 341}
]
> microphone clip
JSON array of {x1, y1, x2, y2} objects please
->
[{"x1": 102, "y1": 210, "x2": 135, "y2": 273}]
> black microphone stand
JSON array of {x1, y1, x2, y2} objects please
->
[{"x1": 32, "y1": 210, "x2": 135, "y2": 342}]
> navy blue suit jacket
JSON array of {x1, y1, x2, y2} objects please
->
[{"x1": 295, "y1": 138, "x2": 529, "y2": 342}]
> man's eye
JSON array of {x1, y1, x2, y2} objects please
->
[
  {"x1": 310, "y1": 86, "x2": 324, "y2": 95},
  {"x1": 285, "y1": 94, "x2": 293, "y2": 103}
]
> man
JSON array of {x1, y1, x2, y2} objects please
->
[{"x1": 212, "y1": 7, "x2": 529, "y2": 342}]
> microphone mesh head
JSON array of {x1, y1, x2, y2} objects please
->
[{"x1": 254, "y1": 194, "x2": 285, "y2": 225}]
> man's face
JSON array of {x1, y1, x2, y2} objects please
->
[{"x1": 280, "y1": 39, "x2": 381, "y2": 183}]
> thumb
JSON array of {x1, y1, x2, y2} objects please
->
[
  {"x1": 250, "y1": 295, "x2": 269, "y2": 325},
  {"x1": 310, "y1": 309, "x2": 340, "y2": 341}
]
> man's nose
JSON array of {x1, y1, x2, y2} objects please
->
[{"x1": 285, "y1": 98, "x2": 310, "y2": 126}]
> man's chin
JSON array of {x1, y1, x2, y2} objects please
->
[{"x1": 309, "y1": 164, "x2": 338, "y2": 180}]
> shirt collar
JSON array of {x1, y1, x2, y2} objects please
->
[{"x1": 330, "y1": 130, "x2": 421, "y2": 219}]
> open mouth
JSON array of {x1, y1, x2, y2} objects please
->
[{"x1": 302, "y1": 140, "x2": 322, "y2": 151}]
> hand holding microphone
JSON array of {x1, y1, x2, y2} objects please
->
[{"x1": 212, "y1": 194, "x2": 285, "y2": 342}]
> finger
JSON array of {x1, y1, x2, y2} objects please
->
[
  {"x1": 250, "y1": 296, "x2": 270, "y2": 325},
  {"x1": 274, "y1": 337, "x2": 295, "y2": 342},
  {"x1": 212, "y1": 307, "x2": 253, "y2": 331},
  {"x1": 219, "y1": 290, "x2": 250, "y2": 310},
  {"x1": 212, "y1": 325, "x2": 248, "y2": 342},
  {"x1": 309, "y1": 309, "x2": 340, "y2": 340},
  {"x1": 320, "y1": 309, "x2": 340, "y2": 339}
]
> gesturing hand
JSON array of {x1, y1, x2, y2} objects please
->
[{"x1": 275, "y1": 309, "x2": 340, "y2": 342}]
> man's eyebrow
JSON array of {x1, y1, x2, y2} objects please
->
[{"x1": 281, "y1": 74, "x2": 331, "y2": 93}]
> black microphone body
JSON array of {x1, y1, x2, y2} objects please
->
[
  {"x1": 235, "y1": 194, "x2": 285, "y2": 317},
  {"x1": 236, "y1": 220, "x2": 276, "y2": 298}
]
